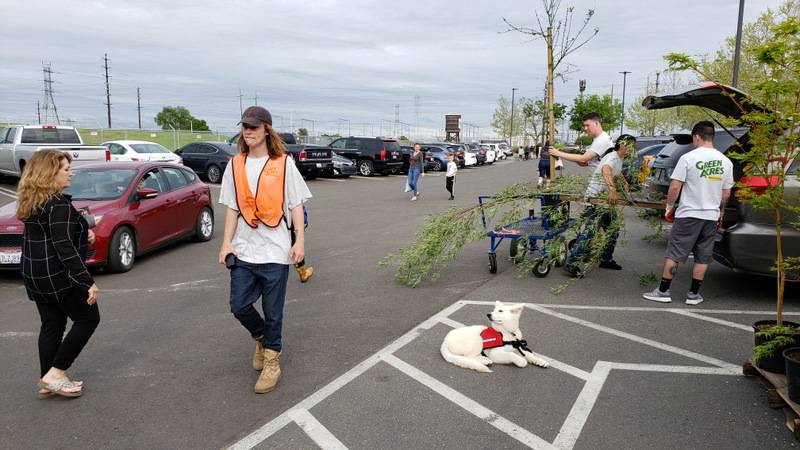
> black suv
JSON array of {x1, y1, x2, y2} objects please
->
[
  {"x1": 328, "y1": 137, "x2": 403, "y2": 176},
  {"x1": 228, "y1": 132, "x2": 333, "y2": 180}
]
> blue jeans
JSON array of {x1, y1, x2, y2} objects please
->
[
  {"x1": 229, "y1": 260, "x2": 289, "y2": 352},
  {"x1": 407, "y1": 167, "x2": 421, "y2": 195},
  {"x1": 566, "y1": 206, "x2": 618, "y2": 266}
]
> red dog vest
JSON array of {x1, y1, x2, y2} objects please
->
[{"x1": 481, "y1": 327, "x2": 504, "y2": 350}]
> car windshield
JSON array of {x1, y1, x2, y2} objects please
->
[
  {"x1": 382, "y1": 141, "x2": 400, "y2": 152},
  {"x1": 130, "y1": 143, "x2": 170, "y2": 153},
  {"x1": 64, "y1": 169, "x2": 137, "y2": 200},
  {"x1": 21, "y1": 128, "x2": 81, "y2": 144}
]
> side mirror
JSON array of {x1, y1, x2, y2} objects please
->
[
  {"x1": 136, "y1": 188, "x2": 158, "y2": 200},
  {"x1": 174, "y1": 149, "x2": 182, "y2": 155}
]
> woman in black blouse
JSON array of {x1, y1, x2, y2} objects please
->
[{"x1": 17, "y1": 150, "x2": 100, "y2": 398}]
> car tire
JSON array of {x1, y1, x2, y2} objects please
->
[
  {"x1": 107, "y1": 227, "x2": 136, "y2": 273},
  {"x1": 432, "y1": 160, "x2": 443, "y2": 171},
  {"x1": 194, "y1": 207, "x2": 214, "y2": 242},
  {"x1": 358, "y1": 160, "x2": 374, "y2": 176},
  {"x1": 207, "y1": 164, "x2": 222, "y2": 184}
]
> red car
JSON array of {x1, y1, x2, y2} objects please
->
[{"x1": 0, "y1": 162, "x2": 214, "y2": 273}]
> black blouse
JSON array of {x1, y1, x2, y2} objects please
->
[{"x1": 21, "y1": 193, "x2": 94, "y2": 303}]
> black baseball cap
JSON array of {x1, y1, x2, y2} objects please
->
[
  {"x1": 239, "y1": 106, "x2": 272, "y2": 127},
  {"x1": 614, "y1": 134, "x2": 636, "y2": 150}
]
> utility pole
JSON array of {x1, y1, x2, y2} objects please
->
[
  {"x1": 619, "y1": 71, "x2": 631, "y2": 136},
  {"x1": 509, "y1": 87, "x2": 518, "y2": 146},
  {"x1": 414, "y1": 95, "x2": 420, "y2": 139},
  {"x1": 36, "y1": 101, "x2": 41, "y2": 124},
  {"x1": 254, "y1": 91, "x2": 259, "y2": 106},
  {"x1": 137, "y1": 87, "x2": 142, "y2": 129},
  {"x1": 41, "y1": 62, "x2": 61, "y2": 124},
  {"x1": 732, "y1": 0, "x2": 746, "y2": 87},
  {"x1": 655, "y1": 71, "x2": 660, "y2": 93},
  {"x1": 394, "y1": 104, "x2": 400, "y2": 137},
  {"x1": 238, "y1": 89, "x2": 244, "y2": 116},
  {"x1": 103, "y1": 53, "x2": 112, "y2": 128}
]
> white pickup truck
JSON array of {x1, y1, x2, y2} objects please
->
[{"x1": 0, "y1": 125, "x2": 109, "y2": 177}]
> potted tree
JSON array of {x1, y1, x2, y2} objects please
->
[{"x1": 665, "y1": 14, "x2": 800, "y2": 374}]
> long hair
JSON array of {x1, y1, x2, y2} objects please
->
[
  {"x1": 16, "y1": 150, "x2": 71, "y2": 220},
  {"x1": 237, "y1": 124, "x2": 286, "y2": 158}
]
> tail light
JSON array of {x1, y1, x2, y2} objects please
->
[
  {"x1": 299, "y1": 150, "x2": 307, "y2": 161},
  {"x1": 379, "y1": 149, "x2": 387, "y2": 160},
  {"x1": 105, "y1": 150, "x2": 111, "y2": 161},
  {"x1": 43, "y1": 124, "x2": 57, "y2": 129}
]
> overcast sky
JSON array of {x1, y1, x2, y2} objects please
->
[{"x1": 0, "y1": 0, "x2": 782, "y2": 137}]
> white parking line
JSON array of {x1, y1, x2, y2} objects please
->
[
  {"x1": 204, "y1": 183, "x2": 221, "y2": 189},
  {"x1": 314, "y1": 178, "x2": 346, "y2": 183},
  {"x1": 384, "y1": 354, "x2": 556, "y2": 450},
  {"x1": 553, "y1": 361, "x2": 611, "y2": 450},
  {"x1": 0, "y1": 331, "x2": 36, "y2": 338},
  {"x1": 0, "y1": 186, "x2": 18, "y2": 198},
  {"x1": 669, "y1": 310, "x2": 753, "y2": 331},
  {"x1": 526, "y1": 305, "x2": 739, "y2": 371},
  {"x1": 287, "y1": 409, "x2": 348, "y2": 450}
]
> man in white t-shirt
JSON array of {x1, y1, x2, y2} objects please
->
[
  {"x1": 218, "y1": 106, "x2": 312, "y2": 394},
  {"x1": 565, "y1": 135, "x2": 634, "y2": 276},
  {"x1": 643, "y1": 121, "x2": 733, "y2": 306},
  {"x1": 550, "y1": 112, "x2": 614, "y2": 170}
]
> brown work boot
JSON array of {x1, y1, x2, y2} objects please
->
[
  {"x1": 296, "y1": 265, "x2": 314, "y2": 283},
  {"x1": 252, "y1": 339, "x2": 265, "y2": 371},
  {"x1": 254, "y1": 349, "x2": 281, "y2": 394}
]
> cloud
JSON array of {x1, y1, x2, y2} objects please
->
[{"x1": 0, "y1": 0, "x2": 781, "y2": 137}]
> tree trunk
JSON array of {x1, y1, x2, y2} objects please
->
[
  {"x1": 777, "y1": 207, "x2": 784, "y2": 326},
  {"x1": 547, "y1": 29, "x2": 556, "y2": 180}
]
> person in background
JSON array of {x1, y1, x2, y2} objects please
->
[
  {"x1": 537, "y1": 143, "x2": 551, "y2": 188},
  {"x1": 523, "y1": 145, "x2": 531, "y2": 160},
  {"x1": 17, "y1": 150, "x2": 100, "y2": 399},
  {"x1": 549, "y1": 112, "x2": 613, "y2": 169},
  {"x1": 218, "y1": 106, "x2": 312, "y2": 394},
  {"x1": 564, "y1": 135, "x2": 635, "y2": 276},
  {"x1": 643, "y1": 121, "x2": 733, "y2": 305},
  {"x1": 407, "y1": 144, "x2": 424, "y2": 201},
  {"x1": 445, "y1": 152, "x2": 457, "y2": 200}
]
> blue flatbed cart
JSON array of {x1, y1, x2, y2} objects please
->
[{"x1": 479, "y1": 195, "x2": 575, "y2": 277}]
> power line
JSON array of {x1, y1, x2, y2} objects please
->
[{"x1": 103, "y1": 53, "x2": 112, "y2": 128}]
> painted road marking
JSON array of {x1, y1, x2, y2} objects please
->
[
  {"x1": 229, "y1": 301, "x2": 756, "y2": 449},
  {"x1": 314, "y1": 178, "x2": 346, "y2": 183},
  {"x1": 0, "y1": 186, "x2": 18, "y2": 198},
  {"x1": 0, "y1": 331, "x2": 36, "y2": 338},
  {"x1": 287, "y1": 408, "x2": 348, "y2": 450},
  {"x1": 384, "y1": 354, "x2": 556, "y2": 450}
]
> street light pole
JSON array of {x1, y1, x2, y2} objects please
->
[
  {"x1": 619, "y1": 71, "x2": 631, "y2": 136},
  {"x1": 509, "y1": 88, "x2": 518, "y2": 146},
  {"x1": 732, "y1": 0, "x2": 746, "y2": 87}
]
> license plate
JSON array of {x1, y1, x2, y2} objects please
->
[
  {"x1": 0, "y1": 250, "x2": 21, "y2": 264},
  {"x1": 316, "y1": 163, "x2": 323, "y2": 168}
]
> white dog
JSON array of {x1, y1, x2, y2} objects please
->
[{"x1": 440, "y1": 301, "x2": 549, "y2": 373}]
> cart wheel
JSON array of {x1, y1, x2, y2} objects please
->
[
  {"x1": 509, "y1": 237, "x2": 528, "y2": 264},
  {"x1": 532, "y1": 260, "x2": 551, "y2": 278},
  {"x1": 488, "y1": 253, "x2": 498, "y2": 274}
]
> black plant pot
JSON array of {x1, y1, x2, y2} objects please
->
[
  {"x1": 753, "y1": 320, "x2": 800, "y2": 373},
  {"x1": 784, "y1": 347, "x2": 800, "y2": 403}
]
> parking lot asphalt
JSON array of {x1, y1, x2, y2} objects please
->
[{"x1": 0, "y1": 160, "x2": 798, "y2": 449}]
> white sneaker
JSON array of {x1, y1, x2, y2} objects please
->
[
  {"x1": 410, "y1": 196, "x2": 417, "y2": 202},
  {"x1": 643, "y1": 288, "x2": 672, "y2": 303},
  {"x1": 685, "y1": 292, "x2": 704, "y2": 305}
]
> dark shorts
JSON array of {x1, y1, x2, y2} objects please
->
[{"x1": 665, "y1": 217, "x2": 718, "y2": 264}]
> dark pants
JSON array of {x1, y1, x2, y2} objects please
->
[
  {"x1": 446, "y1": 176, "x2": 455, "y2": 196},
  {"x1": 229, "y1": 261, "x2": 289, "y2": 352},
  {"x1": 567, "y1": 206, "x2": 619, "y2": 266},
  {"x1": 35, "y1": 289, "x2": 100, "y2": 377}
]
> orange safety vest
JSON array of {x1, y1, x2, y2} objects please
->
[{"x1": 231, "y1": 153, "x2": 287, "y2": 229}]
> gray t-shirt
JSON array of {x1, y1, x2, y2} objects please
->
[
  {"x1": 219, "y1": 154, "x2": 312, "y2": 264},
  {"x1": 409, "y1": 151, "x2": 424, "y2": 170},
  {"x1": 585, "y1": 151, "x2": 622, "y2": 198}
]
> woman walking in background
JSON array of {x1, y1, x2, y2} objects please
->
[
  {"x1": 407, "y1": 143, "x2": 424, "y2": 201},
  {"x1": 18, "y1": 150, "x2": 100, "y2": 398}
]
